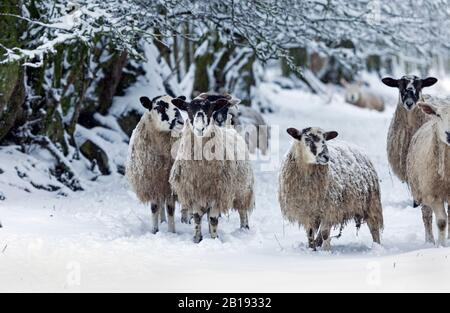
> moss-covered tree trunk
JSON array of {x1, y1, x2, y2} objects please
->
[
  {"x1": 191, "y1": 33, "x2": 256, "y2": 106},
  {"x1": 0, "y1": 0, "x2": 26, "y2": 142}
]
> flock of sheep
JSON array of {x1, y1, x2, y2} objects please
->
[{"x1": 126, "y1": 75, "x2": 450, "y2": 250}]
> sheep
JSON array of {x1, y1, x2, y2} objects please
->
[
  {"x1": 126, "y1": 95, "x2": 185, "y2": 234},
  {"x1": 382, "y1": 76, "x2": 438, "y2": 184},
  {"x1": 341, "y1": 79, "x2": 385, "y2": 112},
  {"x1": 279, "y1": 127, "x2": 383, "y2": 251},
  {"x1": 170, "y1": 95, "x2": 255, "y2": 243},
  {"x1": 406, "y1": 98, "x2": 450, "y2": 247}
]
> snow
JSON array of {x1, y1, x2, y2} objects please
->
[{"x1": 1, "y1": 78, "x2": 450, "y2": 292}]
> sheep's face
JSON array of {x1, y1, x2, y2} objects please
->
[
  {"x1": 140, "y1": 96, "x2": 184, "y2": 132},
  {"x1": 345, "y1": 84, "x2": 362, "y2": 104},
  {"x1": 213, "y1": 106, "x2": 230, "y2": 127},
  {"x1": 382, "y1": 76, "x2": 438, "y2": 111},
  {"x1": 287, "y1": 127, "x2": 338, "y2": 165},
  {"x1": 419, "y1": 102, "x2": 450, "y2": 146},
  {"x1": 172, "y1": 94, "x2": 237, "y2": 137}
]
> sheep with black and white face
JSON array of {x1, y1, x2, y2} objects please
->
[
  {"x1": 170, "y1": 95, "x2": 255, "y2": 243},
  {"x1": 279, "y1": 127, "x2": 383, "y2": 251},
  {"x1": 382, "y1": 75, "x2": 438, "y2": 183},
  {"x1": 126, "y1": 95, "x2": 185, "y2": 234}
]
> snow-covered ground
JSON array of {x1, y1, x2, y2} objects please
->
[{"x1": 1, "y1": 78, "x2": 450, "y2": 292}]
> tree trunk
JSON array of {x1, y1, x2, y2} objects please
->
[{"x1": 0, "y1": 0, "x2": 26, "y2": 142}]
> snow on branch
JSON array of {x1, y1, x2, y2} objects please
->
[{"x1": 1, "y1": 0, "x2": 449, "y2": 68}]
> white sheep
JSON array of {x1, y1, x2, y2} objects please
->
[
  {"x1": 341, "y1": 79, "x2": 385, "y2": 112},
  {"x1": 126, "y1": 95, "x2": 185, "y2": 234},
  {"x1": 279, "y1": 127, "x2": 383, "y2": 250},
  {"x1": 406, "y1": 98, "x2": 450, "y2": 247},
  {"x1": 382, "y1": 76, "x2": 438, "y2": 185},
  {"x1": 170, "y1": 96, "x2": 255, "y2": 243}
]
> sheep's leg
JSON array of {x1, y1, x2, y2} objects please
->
[
  {"x1": 207, "y1": 208, "x2": 211, "y2": 234},
  {"x1": 367, "y1": 219, "x2": 381, "y2": 245},
  {"x1": 307, "y1": 228, "x2": 317, "y2": 250},
  {"x1": 307, "y1": 221, "x2": 320, "y2": 250},
  {"x1": 238, "y1": 209, "x2": 250, "y2": 230},
  {"x1": 209, "y1": 208, "x2": 220, "y2": 239},
  {"x1": 150, "y1": 203, "x2": 160, "y2": 234},
  {"x1": 167, "y1": 200, "x2": 176, "y2": 234},
  {"x1": 422, "y1": 206, "x2": 435, "y2": 244},
  {"x1": 448, "y1": 206, "x2": 450, "y2": 240},
  {"x1": 159, "y1": 204, "x2": 167, "y2": 223},
  {"x1": 181, "y1": 209, "x2": 188, "y2": 223},
  {"x1": 181, "y1": 207, "x2": 193, "y2": 224},
  {"x1": 318, "y1": 226, "x2": 331, "y2": 251},
  {"x1": 306, "y1": 219, "x2": 323, "y2": 251},
  {"x1": 432, "y1": 202, "x2": 447, "y2": 247},
  {"x1": 193, "y1": 208, "x2": 205, "y2": 243}
]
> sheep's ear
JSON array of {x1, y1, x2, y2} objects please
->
[
  {"x1": 324, "y1": 131, "x2": 338, "y2": 141},
  {"x1": 211, "y1": 98, "x2": 231, "y2": 112},
  {"x1": 418, "y1": 103, "x2": 437, "y2": 116},
  {"x1": 381, "y1": 77, "x2": 399, "y2": 88},
  {"x1": 171, "y1": 97, "x2": 188, "y2": 111},
  {"x1": 287, "y1": 128, "x2": 302, "y2": 140},
  {"x1": 140, "y1": 97, "x2": 153, "y2": 110},
  {"x1": 197, "y1": 93, "x2": 209, "y2": 100},
  {"x1": 422, "y1": 77, "x2": 438, "y2": 88},
  {"x1": 229, "y1": 98, "x2": 241, "y2": 106}
]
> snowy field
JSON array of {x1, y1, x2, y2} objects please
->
[{"x1": 1, "y1": 79, "x2": 450, "y2": 292}]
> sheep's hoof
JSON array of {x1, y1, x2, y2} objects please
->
[
  {"x1": 193, "y1": 235, "x2": 203, "y2": 244},
  {"x1": 322, "y1": 242, "x2": 332, "y2": 252},
  {"x1": 240, "y1": 225, "x2": 250, "y2": 231},
  {"x1": 151, "y1": 228, "x2": 159, "y2": 235},
  {"x1": 168, "y1": 227, "x2": 176, "y2": 234}
]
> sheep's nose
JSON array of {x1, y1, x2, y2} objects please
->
[
  {"x1": 405, "y1": 99, "x2": 414, "y2": 108},
  {"x1": 446, "y1": 131, "x2": 450, "y2": 143}
]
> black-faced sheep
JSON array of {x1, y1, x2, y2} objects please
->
[
  {"x1": 214, "y1": 103, "x2": 270, "y2": 156},
  {"x1": 382, "y1": 76, "x2": 438, "y2": 184},
  {"x1": 407, "y1": 98, "x2": 450, "y2": 246},
  {"x1": 126, "y1": 95, "x2": 185, "y2": 234},
  {"x1": 279, "y1": 127, "x2": 383, "y2": 250},
  {"x1": 341, "y1": 80, "x2": 385, "y2": 112},
  {"x1": 170, "y1": 95, "x2": 255, "y2": 243}
]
